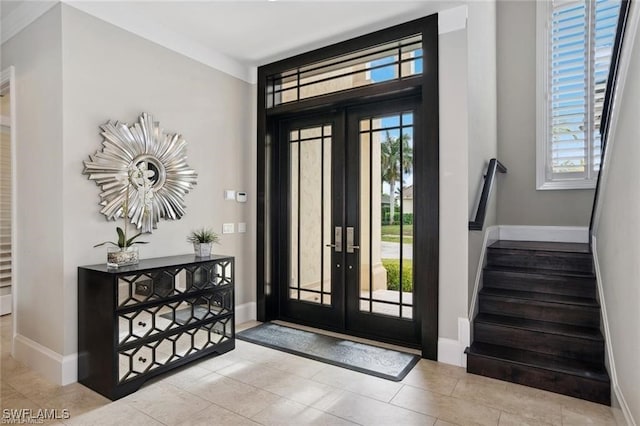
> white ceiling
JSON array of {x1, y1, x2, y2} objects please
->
[
  {"x1": 2, "y1": 0, "x2": 465, "y2": 82},
  {"x1": 90, "y1": 1, "x2": 459, "y2": 64},
  {"x1": 0, "y1": 1, "x2": 23, "y2": 17}
]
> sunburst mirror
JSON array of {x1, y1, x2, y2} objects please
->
[{"x1": 83, "y1": 112, "x2": 198, "y2": 233}]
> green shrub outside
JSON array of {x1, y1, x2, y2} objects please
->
[
  {"x1": 382, "y1": 259, "x2": 413, "y2": 292},
  {"x1": 381, "y1": 211, "x2": 414, "y2": 225}
]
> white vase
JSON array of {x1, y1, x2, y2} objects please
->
[
  {"x1": 193, "y1": 242, "x2": 212, "y2": 257},
  {"x1": 107, "y1": 246, "x2": 139, "y2": 268}
]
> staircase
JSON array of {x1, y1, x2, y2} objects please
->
[{"x1": 465, "y1": 240, "x2": 611, "y2": 405}]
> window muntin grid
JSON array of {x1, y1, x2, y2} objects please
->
[{"x1": 266, "y1": 35, "x2": 423, "y2": 108}]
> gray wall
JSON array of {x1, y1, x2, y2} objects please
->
[
  {"x1": 438, "y1": 28, "x2": 469, "y2": 340},
  {"x1": 593, "y1": 15, "x2": 640, "y2": 423},
  {"x1": 60, "y1": 5, "x2": 255, "y2": 357},
  {"x1": 2, "y1": 4, "x2": 255, "y2": 378},
  {"x1": 496, "y1": 0, "x2": 594, "y2": 226},
  {"x1": 1, "y1": 6, "x2": 65, "y2": 354},
  {"x1": 467, "y1": 1, "x2": 498, "y2": 308}
]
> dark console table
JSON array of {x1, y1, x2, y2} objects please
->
[{"x1": 78, "y1": 254, "x2": 235, "y2": 400}]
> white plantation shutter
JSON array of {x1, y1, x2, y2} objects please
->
[
  {"x1": 0, "y1": 123, "x2": 10, "y2": 293},
  {"x1": 538, "y1": 0, "x2": 621, "y2": 189},
  {"x1": 592, "y1": 0, "x2": 621, "y2": 170}
]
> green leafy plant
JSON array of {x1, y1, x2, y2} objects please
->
[
  {"x1": 187, "y1": 228, "x2": 220, "y2": 244},
  {"x1": 94, "y1": 227, "x2": 148, "y2": 248},
  {"x1": 382, "y1": 259, "x2": 413, "y2": 292}
]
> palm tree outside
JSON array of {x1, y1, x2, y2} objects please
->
[{"x1": 380, "y1": 130, "x2": 413, "y2": 225}]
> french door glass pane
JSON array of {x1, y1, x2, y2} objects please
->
[
  {"x1": 289, "y1": 125, "x2": 332, "y2": 305},
  {"x1": 359, "y1": 113, "x2": 414, "y2": 319}
]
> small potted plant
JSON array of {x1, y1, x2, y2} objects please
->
[
  {"x1": 94, "y1": 227, "x2": 148, "y2": 267},
  {"x1": 187, "y1": 227, "x2": 220, "y2": 257}
]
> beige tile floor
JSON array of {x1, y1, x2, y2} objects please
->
[{"x1": 0, "y1": 314, "x2": 626, "y2": 426}]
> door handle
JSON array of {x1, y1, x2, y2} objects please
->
[
  {"x1": 325, "y1": 226, "x2": 342, "y2": 252},
  {"x1": 346, "y1": 227, "x2": 360, "y2": 253}
]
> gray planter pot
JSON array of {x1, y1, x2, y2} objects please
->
[{"x1": 193, "y1": 242, "x2": 212, "y2": 257}]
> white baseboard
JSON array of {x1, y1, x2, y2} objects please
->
[
  {"x1": 0, "y1": 293, "x2": 12, "y2": 315},
  {"x1": 437, "y1": 338, "x2": 463, "y2": 366},
  {"x1": 497, "y1": 225, "x2": 589, "y2": 243},
  {"x1": 438, "y1": 317, "x2": 470, "y2": 368},
  {"x1": 469, "y1": 226, "x2": 499, "y2": 321},
  {"x1": 13, "y1": 334, "x2": 77, "y2": 385},
  {"x1": 10, "y1": 302, "x2": 257, "y2": 387},
  {"x1": 592, "y1": 237, "x2": 635, "y2": 426},
  {"x1": 235, "y1": 301, "x2": 257, "y2": 325},
  {"x1": 613, "y1": 382, "x2": 635, "y2": 426}
]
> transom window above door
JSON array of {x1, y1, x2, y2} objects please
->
[{"x1": 265, "y1": 35, "x2": 423, "y2": 108}]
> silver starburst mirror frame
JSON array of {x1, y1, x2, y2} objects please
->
[{"x1": 83, "y1": 113, "x2": 198, "y2": 233}]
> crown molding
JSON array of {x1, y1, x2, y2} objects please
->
[
  {"x1": 62, "y1": 1, "x2": 254, "y2": 83},
  {"x1": 1, "y1": 0, "x2": 57, "y2": 45},
  {"x1": 2, "y1": 2, "x2": 469, "y2": 85},
  {"x1": 0, "y1": 0, "x2": 253, "y2": 84}
]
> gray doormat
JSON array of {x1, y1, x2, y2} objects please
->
[{"x1": 237, "y1": 323, "x2": 420, "y2": 381}]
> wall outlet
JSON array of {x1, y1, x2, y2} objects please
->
[
  {"x1": 134, "y1": 279, "x2": 153, "y2": 297},
  {"x1": 222, "y1": 223, "x2": 235, "y2": 234}
]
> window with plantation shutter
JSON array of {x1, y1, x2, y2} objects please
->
[
  {"x1": 0, "y1": 122, "x2": 10, "y2": 295},
  {"x1": 536, "y1": 0, "x2": 621, "y2": 190}
]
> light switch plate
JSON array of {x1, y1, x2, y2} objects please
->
[
  {"x1": 224, "y1": 190, "x2": 236, "y2": 200},
  {"x1": 222, "y1": 223, "x2": 235, "y2": 234},
  {"x1": 238, "y1": 222, "x2": 246, "y2": 233}
]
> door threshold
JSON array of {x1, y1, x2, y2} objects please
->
[{"x1": 272, "y1": 320, "x2": 421, "y2": 356}]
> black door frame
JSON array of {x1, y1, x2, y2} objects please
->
[
  {"x1": 277, "y1": 112, "x2": 346, "y2": 330},
  {"x1": 344, "y1": 98, "x2": 422, "y2": 346},
  {"x1": 257, "y1": 14, "x2": 439, "y2": 358}
]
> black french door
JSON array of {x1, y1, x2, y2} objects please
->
[{"x1": 279, "y1": 98, "x2": 421, "y2": 346}]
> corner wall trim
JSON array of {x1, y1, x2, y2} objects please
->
[
  {"x1": 497, "y1": 225, "x2": 589, "y2": 243},
  {"x1": 13, "y1": 334, "x2": 77, "y2": 386},
  {"x1": 437, "y1": 317, "x2": 470, "y2": 367},
  {"x1": 592, "y1": 237, "x2": 635, "y2": 426},
  {"x1": 0, "y1": 294, "x2": 12, "y2": 315},
  {"x1": 235, "y1": 302, "x2": 257, "y2": 326},
  {"x1": 438, "y1": 5, "x2": 468, "y2": 35}
]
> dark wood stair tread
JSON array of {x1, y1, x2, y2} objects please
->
[
  {"x1": 466, "y1": 342, "x2": 609, "y2": 382},
  {"x1": 484, "y1": 264, "x2": 595, "y2": 278},
  {"x1": 479, "y1": 287, "x2": 598, "y2": 307},
  {"x1": 489, "y1": 240, "x2": 591, "y2": 253},
  {"x1": 475, "y1": 313, "x2": 603, "y2": 341},
  {"x1": 472, "y1": 239, "x2": 607, "y2": 404}
]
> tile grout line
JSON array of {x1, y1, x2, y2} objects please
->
[{"x1": 387, "y1": 382, "x2": 406, "y2": 404}]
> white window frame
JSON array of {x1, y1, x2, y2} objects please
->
[{"x1": 536, "y1": 0, "x2": 600, "y2": 190}]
